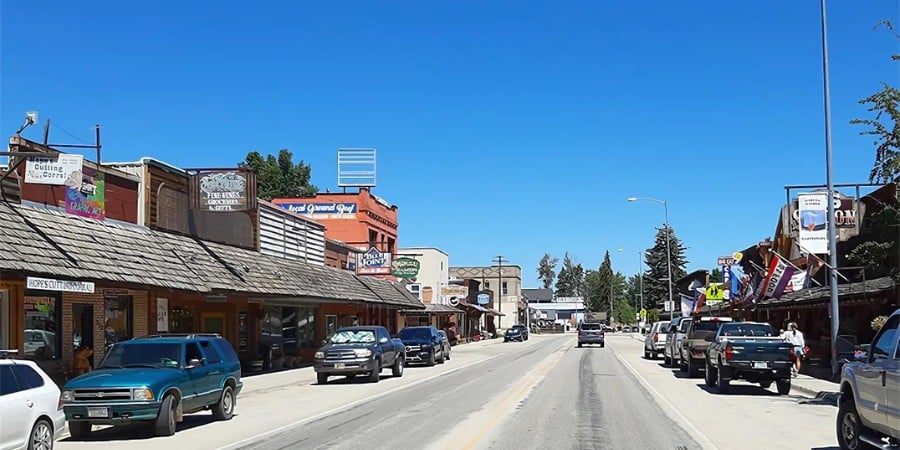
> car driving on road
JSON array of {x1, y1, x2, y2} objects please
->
[
  {"x1": 504, "y1": 324, "x2": 529, "y2": 342},
  {"x1": 577, "y1": 322, "x2": 605, "y2": 348}
]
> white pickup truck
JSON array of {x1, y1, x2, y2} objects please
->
[{"x1": 836, "y1": 308, "x2": 899, "y2": 449}]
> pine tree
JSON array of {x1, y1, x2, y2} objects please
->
[{"x1": 644, "y1": 225, "x2": 689, "y2": 313}]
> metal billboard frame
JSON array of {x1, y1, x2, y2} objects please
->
[{"x1": 337, "y1": 148, "x2": 376, "y2": 189}]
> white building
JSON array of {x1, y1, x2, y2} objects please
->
[
  {"x1": 398, "y1": 247, "x2": 449, "y2": 303},
  {"x1": 449, "y1": 265, "x2": 521, "y2": 330}
]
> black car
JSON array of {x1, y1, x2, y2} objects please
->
[
  {"x1": 504, "y1": 324, "x2": 529, "y2": 342},
  {"x1": 397, "y1": 326, "x2": 447, "y2": 366}
]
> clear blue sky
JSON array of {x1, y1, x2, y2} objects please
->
[{"x1": 2, "y1": 1, "x2": 897, "y2": 288}]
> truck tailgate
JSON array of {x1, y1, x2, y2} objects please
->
[{"x1": 727, "y1": 339, "x2": 793, "y2": 363}]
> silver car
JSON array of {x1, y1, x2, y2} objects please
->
[
  {"x1": 644, "y1": 320, "x2": 669, "y2": 359},
  {"x1": 664, "y1": 317, "x2": 692, "y2": 368}
]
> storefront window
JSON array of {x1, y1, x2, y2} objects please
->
[
  {"x1": 104, "y1": 295, "x2": 133, "y2": 348},
  {"x1": 281, "y1": 307, "x2": 317, "y2": 351},
  {"x1": 262, "y1": 306, "x2": 282, "y2": 338},
  {"x1": 325, "y1": 315, "x2": 337, "y2": 338},
  {"x1": 169, "y1": 306, "x2": 194, "y2": 333},
  {"x1": 23, "y1": 293, "x2": 61, "y2": 361}
]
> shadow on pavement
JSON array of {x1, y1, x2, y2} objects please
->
[
  {"x1": 62, "y1": 414, "x2": 224, "y2": 442},
  {"x1": 695, "y1": 383, "x2": 781, "y2": 397},
  {"x1": 810, "y1": 446, "x2": 839, "y2": 450}
]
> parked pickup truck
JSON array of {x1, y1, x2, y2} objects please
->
[
  {"x1": 314, "y1": 326, "x2": 405, "y2": 384},
  {"x1": 61, "y1": 334, "x2": 242, "y2": 438},
  {"x1": 705, "y1": 322, "x2": 794, "y2": 395},
  {"x1": 680, "y1": 316, "x2": 733, "y2": 377},
  {"x1": 836, "y1": 308, "x2": 899, "y2": 450}
]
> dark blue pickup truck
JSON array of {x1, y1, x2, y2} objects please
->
[
  {"x1": 314, "y1": 326, "x2": 405, "y2": 384},
  {"x1": 62, "y1": 334, "x2": 242, "y2": 438},
  {"x1": 705, "y1": 322, "x2": 794, "y2": 395}
]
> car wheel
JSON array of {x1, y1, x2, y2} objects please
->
[
  {"x1": 664, "y1": 354, "x2": 672, "y2": 366},
  {"x1": 716, "y1": 363, "x2": 730, "y2": 394},
  {"x1": 704, "y1": 360, "x2": 717, "y2": 387},
  {"x1": 392, "y1": 356, "x2": 404, "y2": 377},
  {"x1": 317, "y1": 373, "x2": 328, "y2": 385},
  {"x1": 368, "y1": 360, "x2": 381, "y2": 383},
  {"x1": 644, "y1": 350, "x2": 650, "y2": 359},
  {"x1": 600, "y1": 342, "x2": 605, "y2": 348},
  {"x1": 27, "y1": 418, "x2": 53, "y2": 450},
  {"x1": 154, "y1": 394, "x2": 178, "y2": 437},
  {"x1": 212, "y1": 385, "x2": 235, "y2": 420},
  {"x1": 427, "y1": 351, "x2": 436, "y2": 367},
  {"x1": 445, "y1": 349, "x2": 450, "y2": 360},
  {"x1": 438, "y1": 350, "x2": 446, "y2": 364},
  {"x1": 68, "y1": 422, "x2": 92, "y2": 440},
  {"x1": 688, "y1": 358, "x2": 700, "y2": 378},
  {"x1": 837, "y1": 397, "x2": 868, "y2": 450},
  {"x1": 776, "y1": 378, "x2": 791, "y2": 395},
  {"x1": 577, "y1": 342, "x2": 583, "y2": 348}
]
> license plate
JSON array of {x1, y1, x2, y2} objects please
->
[
  {"x1": 87, "y1": 407, "x2": 109, "y2": 418},
  {"x1": 334, "y1": 363, "x2": 345, "y2": 369},
  {"x1": 752, "y1": 362, "x2": 769, "y2": 369}
]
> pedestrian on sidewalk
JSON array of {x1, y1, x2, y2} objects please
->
[{"x1": 782, "y1": 322, "x2": 805, "y2": 377}]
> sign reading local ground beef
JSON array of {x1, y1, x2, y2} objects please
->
[{"x1": 191, "y1": 170, "x2": 256, "y2": 212}]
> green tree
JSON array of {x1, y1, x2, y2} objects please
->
[
  {"x1": 614, "y1": 300, "x2": 637, "y2": 325},
  {"x1": 554, "y1": 253, "x2": 575, "y2": 297},
  {"x1": 644, "y1": 225, "x2": 689, "y2": 312},
  {"x1": 241, "y1": 149, "x2": 318, "y2": 200},
  {"x1": 709, "y1": 268, "x2": 723, "y2": 284},
  {"x1": 646, "y1": 308, "x2": 660, "y2": 324},
  {"x1": 851, "y1": 21, "x2": 900, "y2": 183},
  {"x1": 537, "y1": 253, "x2": 559, "y2": 289},
  {"x1": 624, "y1": 273, "x2": 643, "y2": 310}
]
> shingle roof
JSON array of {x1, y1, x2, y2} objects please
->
[
  {"x1": 0, "y1": 202, "x2": 417, "y2": 307},
  {"x1": 0, "y1": 202, "x2": 207, "y2": 292},
  {"x1": 759, "y1": 276, "x2": 895, "y2": 306},
  {"x1": 522, "y1": 288, "x2": 553, "y2": 302}
]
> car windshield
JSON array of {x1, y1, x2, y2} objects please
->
[
  {"x1": 720, "y1": 324, "x2": 775, "y2": 337},
  {"x1": 329, "y1": 330, "x2": 376, "y2": 344},
  {"x1": 512, "y1": 325, "x2": 526, "y2": 330},
  {"x1": 581, "y1": 323, "x2": 601, "y2": 330},
  {"x1": 398, "y1": 328, "x2": 433, "y2": 340},
  {"x1": 99, "y1": 343, "x2": 182, "y2": 369},
  {"x1": 657, "y1": 322, "x2": 670, "y2": 331}
]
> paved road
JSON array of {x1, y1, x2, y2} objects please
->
[{"x1": 56, "y1": 333, "x2": 841, "y2": 450}]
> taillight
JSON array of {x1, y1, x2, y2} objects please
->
[
  {"x1": 57, "y1": 394, "x2": 63, "y2": 410},
  {"x1": 654, "y1": 333, "x2": 659, "y2": 342},
  {"x1": 724, "y1": 345, "x2": 733, "y2": 360}
]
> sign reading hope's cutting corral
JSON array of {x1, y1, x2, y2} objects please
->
[{"x1": 25, "y1": 154, "x2": 84, "y2": 185}]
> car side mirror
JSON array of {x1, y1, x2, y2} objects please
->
[
  {"x1": 321, "y1": 339, "x2": 328, "y2": 346},
  {"x1": 379, "y1": 337, "x2": 389, "y2": 344},
  {"x1": 187, "y1": 358, "x2": 202, "y2": 368}
]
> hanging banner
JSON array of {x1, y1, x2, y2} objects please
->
[
  {"x1": 156, "y1": 298, "x2": 169, "y2": 332},
  {"x1": 763, "y1": 256, "x2": 796, "y2": 299},
  {"x1": 66, "y1": 169, "x2": 105, "y2": 220},
  {"x1": 797, "y1": 192, "x2": 830, "y2": 254}
]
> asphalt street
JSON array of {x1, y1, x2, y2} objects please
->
[{"x1": 55, "y1": 333, "x2": 841, "y2": 450}]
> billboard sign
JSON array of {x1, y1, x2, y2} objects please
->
[
  {"x1": 195, "y1": 171, "x2": 250, "y2": 212},
  {"x1": 279, "y1": 202, "x2": 358, "y2": 219},
  {"x1": 24, "y1": 154, "x2": 84, "y2": 186}
]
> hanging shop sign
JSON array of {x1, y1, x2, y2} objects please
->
[
  {"x1": 782, "y1": 192, "x2": 865, "y2": 245},
  {"x1": 441, "y1": 286, "x2": 469, "y2": 296},
  {"x1": 190, "y1": 170, "x2": 257, "y2": 212},
  {"x1": 26, "y1": 276, "x2": 95, "y2": 293},
  {"x1": 24, "y1": 154, "x2": 84, "y2": 186},
  {"x1": 476, "y1": 293, "x2": 491, "y2": 305},
  {"x1": 797, "y1": 192, "x2": 829, "y2": 254},
  {"x1": 356, "y1": 247, "x2": 391, "y2": 275},
  {"x1": 390, "y1": 257, "x2": 421, "y2": 278}
]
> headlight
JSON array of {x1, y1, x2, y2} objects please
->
[
  {"x1": 132, "y1": 388, "x2": 154, "y2": 401},
  {"x1": 61, "y1": 390, "x2": 74, "y2": 402},
  {"x1": 353, "y1": 349, "x2": 372, "y2": 358},
  {"x1": 314, "y1": 351, "x2": 325, "y2": 359},
  {"x1": 421, "y1": 344, "x2": 433, "y2": 349}
]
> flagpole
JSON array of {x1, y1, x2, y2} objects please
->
[
  {"x1": 769, "y1": 249, "x2": 824, "y2": 287},
  {"x1": 794, "y1": 241, "x2": 851, "y2": 282}
]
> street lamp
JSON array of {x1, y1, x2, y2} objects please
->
[{"x1": 627, "y1": 197, "x2": 674, "y2": 320}]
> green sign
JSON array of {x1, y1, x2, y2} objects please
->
[{"x1": 391, "y1": 257, "x2": 421, "y2": 278}]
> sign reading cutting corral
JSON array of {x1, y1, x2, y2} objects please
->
[
  {"x1": 25, "y1": 154, "x2": 84, "y2": 186},
  {"x1": 26, "y1": 276, "x2": 95, "y2": 293}
]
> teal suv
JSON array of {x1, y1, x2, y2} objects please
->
[{"x1": 61, "y1": 334, "x2": 243, "y2": 438}]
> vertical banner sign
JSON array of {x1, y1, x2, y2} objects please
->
[
  {"x1": 156, "y1": 298, "x2": 169, "y2": 332},
  {"x1": 798, "y1": 192, "x2": 829, "y2": 254},
  {"x1": 66, "y1": 167, "x2": 105, "y2": 220}
]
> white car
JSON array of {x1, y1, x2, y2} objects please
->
[
  {"x1": 0, "y1": 351, "x2": 66, "y2": 450},
  {"x1": 644, "y1": 320, "x2": 670, "y2": 359}
]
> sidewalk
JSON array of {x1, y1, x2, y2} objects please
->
[
  {"x1": 241, "y1": 336, "x2": 505, "y2": 396},
  {"x1": 621, "y1": 333, "x2": 839, "y2": 401}
]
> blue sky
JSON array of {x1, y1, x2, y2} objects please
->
[{"x1": 2, "y1": 1, "x2": 898, "y2": 288}]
